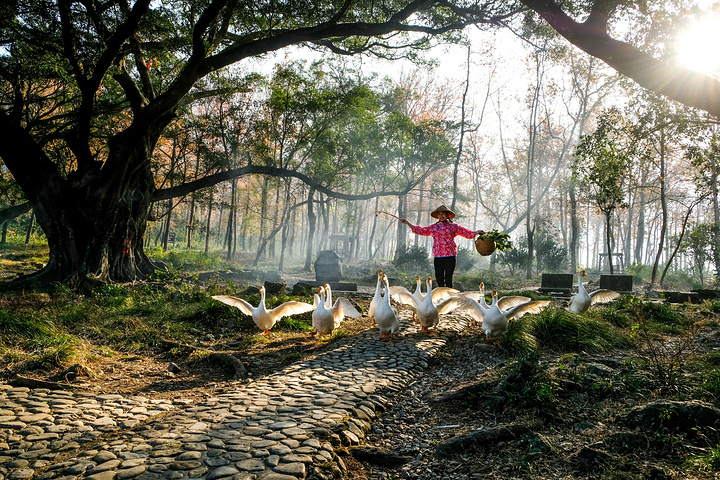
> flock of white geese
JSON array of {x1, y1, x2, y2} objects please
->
[{"x1": 211, "y1": 269, "x2": 620, "y2": 344}]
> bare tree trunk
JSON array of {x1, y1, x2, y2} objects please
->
[
  {"x1": 569, "y1": 184, "x2": 579, "y2": 272},
  {"x1": 287, "y1": 207, "x2": 296, "y2": 258},
  {"x1": 162, "y1": 200, "x2": 172, "y2": 251},
  {"x1": 269, "y1": 182, "x2": 281, "y2": 259},
  {"x1": 186, "y1": 195, "x2": 195, "y2": 250},
  {"x1": 25, "y1": 211, "x2": 34, "y2": 244},
  {"x1": 525, "y1": 49, "x2": 543, "y2": 280},
  {"x1": 216, "y1": 201, "x2": 224, "y2": 248},
  {"x1": 204, "y1": 191, "x2": 213, "y2": 255},
  {"x1": 415, "y1": 181, "x2": 424, "y2": 247},
  {"x1": 559, "y1": 192, "x2": 567, "y2": 248},
  {"x1": 304, "y1": 188, "x2": 316, "y2": 272},
  {"x1": 257, "y1": 177, "x2": 269, "y2": 262},
  {"x1": 634, "y1": 192, "x2": 646, "y2": 265},
  {"x1": 661, "y1": 198, "x2": 703, "y2": 286},
  {"x1": 395, "y1": 195, "x2": 407, "y2": 258},
  {"x1": 350, "y1": 201, "x2": 362, "y2": 261},
  {"x1": 274, "y1": 181, "x2": 292, "y2": 270},
  {"x1": 186, "y1": 150, "x2": 201, "y2": 250},
  {"x1": 368, "y1": 197, "x2": 379, "y2": 261},
  {"x1": 623, "y1": 190, "x2": 634, "y2": 267},
  {"x1": 240, "y1": 197, "x2": 249, "y2": 251},
  {"x1": 224, "y1": 207, "x2": 233, "y2": 260},
  {"x1": 225, "y1": 179, "x2": 237, "y2": 261},
  {"x1": 650, "y1": 129, "x2": 667, "y2": 287},
  {"x1": 592, "y1": 214, "x2": 600, "y2": 269},
  {"x1": 451, "y1": 46, "x2": 471, "y2": 211},
  {"x1": 711, "y1": 159, "x2": 720, "y2": 284},
  {"x1": 153, "y1": 219, "x2": 162, "y2": 246},
  {"x1": 318, "y1": 196, "x2": 330, "y2": 252},
  {"x1": 605, "y1": 212, "x2": 614, "y2": 275}
]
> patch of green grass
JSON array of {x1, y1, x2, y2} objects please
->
[
  {"x1": 696, "y1": 351, "x2": 720, "y2": 367},
  {"x1": 499, "y1": 307, "x2": 631, "y2": 356},
  {"x1": 145, "y1": 247, "x2": 236, "y2": 273},
  {"x1": 596, "y1": 303, "x2": 633, "y2": 328},
  {"x1": 174, "y1": 299, "x2": 230, "y2": 329},
  {"x1": 276, "y1": 317, "x2": 312, "y2": 332},
  {"x1": 24, "y1": 334, "x2": 81, "y2": 369},
  {"x1": 0, "y1": 347, "x2": 25, "y2": 364},
  {"x1": 538, "y1": 307, "x2": 633, "y2": 352},
  {"x1": 702, "y1": 299, "x2": 720, "y2": 314},
  {"x1": 0, "y1": 309, "x2": 56, "y2": 337},
  {"x1": 493, "y1": 352, "x2": 558, "y2": 409},
  {"x1": 689, "y1": 353, "x2": 720, "y2": 401},
  {"x1": 697, "y1": 368, "x2": 720, "y2": 401},
  {"x1": 615, "y1": 296, "x2": 688, "y2": 333},
  {"x1": 686, "y1": 443, "x2": 720, "y2": 472},
  {"x1": 91, "y1": 283, "x2": 133, "y2": 308},
  {"x1": 499, "y1": 321, "x2": 538, "y2": 356},
  {"x1": 58, "y1": 303, "x2": 95, "y2": 328},
  {"x1": 329, "y1": 330, "x2": 350, "y2": 341}
]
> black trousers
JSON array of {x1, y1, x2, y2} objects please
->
[{"x1": 434, "y1": 256, "x2": 456, "y2": 288}]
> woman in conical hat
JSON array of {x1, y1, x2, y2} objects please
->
[{"x1": 398, "y1": 205, "x2": 485, "y2": 288}]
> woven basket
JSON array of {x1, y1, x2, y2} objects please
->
[{"x1": 475, "y1": 237, "x2": 496, "y2": 256}]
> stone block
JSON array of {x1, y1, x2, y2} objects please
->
[
  {"x1": 599, "y1": 274, "x2": 633, "y2": 293},
  {"x1": 538, "y1": 273, "x2": 573, "y2": 294},
  {"x1": 315, "y1": 250, "x2": 342, "y2": 282}
]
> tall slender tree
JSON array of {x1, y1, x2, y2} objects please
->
[{"x1": 573, "y1": 107, "x2": 634, "y2": 274}]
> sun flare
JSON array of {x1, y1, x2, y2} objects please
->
[{"x1": 676, "y1": 15, "x2": 720, "y2": 75}]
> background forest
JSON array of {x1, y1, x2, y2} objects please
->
[
  {"x1": 4, "y1": 52, "x2": 718, "y2": 290},
  {"x1": 1, "y1": 0, "x2": 720, "y2": 289}
]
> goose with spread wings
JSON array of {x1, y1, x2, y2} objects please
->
[
  {"x1": 389, "y1": 276, "x2": 459, "y2": 333},
  {"x1": 480, "y1": 289, "x2": 551, "y2": 338},
  {"x1": 212, "y1": 286, "x2": 314, "y2": 334},
  {"x1": 569, "y1": 270, "x2": 620, "y2": 313},
  {"x1": 441, "y1": 283, "x2": 534, "y2": 326}
]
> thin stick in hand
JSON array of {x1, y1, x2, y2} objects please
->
[{"x1": 376, "y1": 210, "x2": 401, "y2": 221}]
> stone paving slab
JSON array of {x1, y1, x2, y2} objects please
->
[{"x1": 0, "y1": 312, "x2": 470, "y2": 480}]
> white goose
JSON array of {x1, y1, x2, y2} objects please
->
[
  {"x1": 375, "y1": 273, "x2": 400, "y2": 343},
  {"x1": 312, "y1": 286, "x2": 361, "y2": 336},
  {"x1": 390, "y1": 276, "x2": 459, "y2": 333},
  {"x1": 444, "y1": 284, "x2": 532, "y2": 326},
  {"x1": 212, "y1": 286, "x2": 314, "y2": 334},
  {"x1": 569, "y1": 270, "x2": 620, "y2": 313},
  {"x1": 480, "y1": 289, "x2": 551, "y2": 339},
  {"x1": 412, "y1": 275, "x2": 425, "y2": 301},
  {"x1": 368, "y1": 269, "x2": 383, "y2": 328}
]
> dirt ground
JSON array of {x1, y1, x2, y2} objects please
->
[{"x1": 26, "y1": 294, "x2": 379, "y2": 405}]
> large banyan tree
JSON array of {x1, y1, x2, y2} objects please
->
[{"x1": 1, "y1": 0, "x2": 719, "y2": 284}]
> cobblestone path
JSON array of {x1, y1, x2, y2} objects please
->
[{"x1": 0, "y1": 312, "x2": 470, "y2": 480}]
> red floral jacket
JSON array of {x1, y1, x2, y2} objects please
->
[{"x1": 411, "y1": 221, "x2": 476, "y2": 257}]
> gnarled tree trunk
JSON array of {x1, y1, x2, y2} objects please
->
[{"x1": 0, "y1": 118, "x2": 160, "y2": 283}]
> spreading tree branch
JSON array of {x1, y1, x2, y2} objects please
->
[{"x1": 519, "y1": 0, "x2": 720, "y2": 118}]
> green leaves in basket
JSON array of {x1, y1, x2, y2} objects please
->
[{"x1": 477, "y1": 229, "x2": 513, "y2": 252}]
